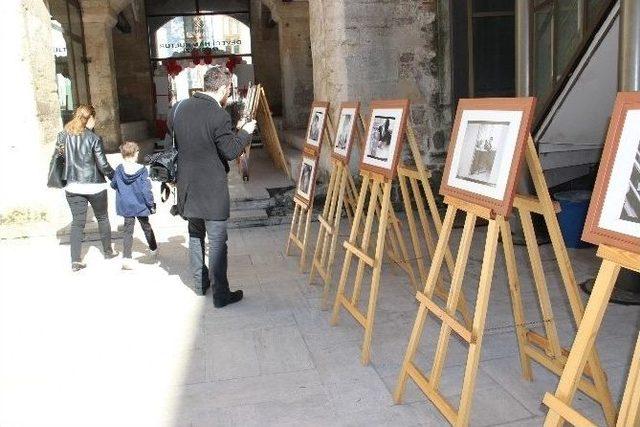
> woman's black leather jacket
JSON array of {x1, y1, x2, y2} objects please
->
[{"x1": 60, "y1": 129, "x2": 114, "y2": 183}]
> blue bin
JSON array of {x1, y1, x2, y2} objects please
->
[{"x1": 554, "y1": 190, "x2": 592, "y2": 248}]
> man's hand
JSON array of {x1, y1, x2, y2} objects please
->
[
  {"x1": 236, "y1": 117, "x2": 248, "y2": 130},
  {"x1": 241, "y1": 119, "x2": 257, "y2": 134}
]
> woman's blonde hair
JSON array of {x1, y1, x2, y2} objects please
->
[{"x1": 64, "y1": 104, "x2": 96, "y2": 135}]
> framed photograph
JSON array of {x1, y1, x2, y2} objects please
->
[
  {"x1": 244, "y1": 84, "x2": 256, "y2": 116},
  {"x1": 360, "y1": 99, "x2": 410, "y2": 178},
  {"x1": 305, "y1": 101, "x2": 330, "y2": 151},
  {"x1": 332, "y1": 102, "x2": 360, "y2": 163},
  {"x1": 583, "y1": 92, "x2": 640, "y2": 254},
  {"x1": 440, "y1": 98, "x2": 536, "y2": 217},
  {"x1": 296, "y1": 149, "x2": 319, "y2": 207}
]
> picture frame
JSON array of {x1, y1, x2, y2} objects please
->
[
  {"x1": 360, "y1": 99, "x2": 410, "y2": 179},
  {"x1": 582, "y1": 92, "x2": 640, "y2": 254},
  {"x1": 295, "y1": 148, "x2": 319, "y2": 208},
  {"x1": 440, "y1": 97, "x2": 536, "y2": 217},
  {"x1": 331, "y1": 102, "x2": 360, "y2": 164},
  {"x1": 305, "y1": 101, "x2": 330, "y2": 152}
]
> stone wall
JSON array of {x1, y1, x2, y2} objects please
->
[
  {"x1": 81, "y1": 0, "x2": 123, "y2": 151},
  {"x1": 309, "y1": 0, "x2": 452, "y2": 174},
  {"x1": 112, "y1": 1, "x2": 154, "y2": 128},
  {"x1": 0, "y1": 0, "x2": 64, "y2": 229},
  {"x1": 250, "y1": 0, "x2": 283, "y2": 115},
  {"x1": 263, "y1": 0, "x2": 314, "y2": 129}
]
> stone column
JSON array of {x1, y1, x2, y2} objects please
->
[
  {"x1": 0, "y1": 0, "x2": 63, "y2": 231},
  {"x1": 265, "y1": 0, "x2": 314, "y2": 130},
  {"x1": 619, "y1": 0, "x2": 640, "y2": 91},
  {"x1": 515, "y1": 0, "x2": 532, "y2": 96},
  {"x1": 309, "y1": 0, "x2": 451, "y2": 174},
  {"x1": 81, "y1": 1, "x2": 121, "y2": 150},
  {"x1": 250, "y1": 0, "x2": 283, "y2": 115}
]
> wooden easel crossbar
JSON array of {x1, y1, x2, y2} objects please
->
[
  {"x1": 285, "y1": 115, "x2": 335, "y2": 272},
  {"x1": 309, "y1": 114, "x2": 419, "y2": 308},
  {"x1": 330, "y1": 169, "x2": 393, "y2": 365},
  {"x1": 394, "y1": 136, "x2": 615, "y2": 426},
  {"x1": 330, "y1": 117, "x2": 467, "y2": 365},
  {"x1": 397, "y1": 125, "x2": 472, "y2": 326},
  {"x1": 543, "y1": 245, "x2": 640, "y2": 427}
]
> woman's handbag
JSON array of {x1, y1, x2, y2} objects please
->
[{"x1": 47, "y1": 133, "x2": 66, "y2": 189}]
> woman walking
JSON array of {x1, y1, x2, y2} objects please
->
[{"x1": 57, "y1": 105, "x2": 118, "y2": 271}]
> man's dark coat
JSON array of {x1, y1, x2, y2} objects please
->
[{"x1": 168, "y1": 92, "x2": 251, "y2": 220}]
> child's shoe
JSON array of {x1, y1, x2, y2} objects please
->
[
  {"x1": 148, "y1": 248, "x2": 158, "y2": 262},
  {"x1": 122, "y1": 258, "x2": 135, "y2": 270}
]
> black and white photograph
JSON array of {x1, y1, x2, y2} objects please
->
[
  {"x1": 361, "y1": 105, "x2": 406, "y2": 175},
  {"x1": 296, "y1": 155, "x2": 318, "y2": 203},
  {"x1": 620, "y1": 142, "x2": 640, "y2": 224},
  {"x1": 333, "y1": 108, "x2": 356, "y2": 160},
  {"x1": 445, "y1": 108, "x2": 524, "y2": 202},
  {"x1": 454, "y1": 120, "x2": 510, "y2": 188},
  {"x1": 597, "y1": 109, "x2": 640, "y2": 240},
  {"x1": 366, "y1": 116, "x2": 395, "y2": 161},
  {"x1": 306, "y1": 105, "x2": 327, "y2": 148},
  {"x1": 336, "y1": 114, "x2": 352, "y2": 150}
]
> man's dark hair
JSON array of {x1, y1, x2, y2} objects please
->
[{"x1": 203, "y1": 66, "x2": 232, "y2": 92}]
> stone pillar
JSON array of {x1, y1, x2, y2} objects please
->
[
  {"x1": 619, "y1": 0, "x2": 640, "y2": 91},
  {"x1": 309, "y1": 0, "x2": 451, "y2": 174},
  {"x1": 265, "y1": 0, "x2": 314, "y2": 130},
  {"x1": 515, "y1": 0, "x2": 532, "y2": 96},
  {"x1": 0, "y1": 0, "x2": 63, "y2": 230},
  {"x1": 81, "y1": 1, "x2": 121, "y2": 150},
  {"x1": 250, "y1": 0, "x2": 283, "y2": 115}
]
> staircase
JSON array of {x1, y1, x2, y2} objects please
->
[{"x1": 533, "y1": 0, "x2": 620, "y2": 187}]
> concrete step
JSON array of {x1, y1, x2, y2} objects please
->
[
  {"x1": 228, "y1": 208, "x2": 269, "y2": 228},
  {"x1": 231, "y1": 197, "x2": 276, "y2": 211}
]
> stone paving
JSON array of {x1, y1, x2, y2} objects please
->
[{"x1": 1, "y1": 212, "x2": 639, "y2": 426}]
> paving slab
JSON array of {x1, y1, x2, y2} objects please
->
[{"x1": 1, "y1": 219, "x2": 639, "y2": 427}]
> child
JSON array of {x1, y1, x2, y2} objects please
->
[{"x1": 111, "y1": 141, "x2": 158, "y2": 270}]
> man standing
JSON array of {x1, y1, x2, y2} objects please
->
[{"x1": 169, "y1": 66, "x2": 256, "y2": 307}]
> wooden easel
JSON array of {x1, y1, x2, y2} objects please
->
[
  {"x1": 394, "y1": 137, "x2": 615, "y2": 426},
  {"x1": 309, "y1": 114, "x2": 419, "y2": 307},
  {"x1": 543, "y1": 245, "x2": 640, "y2": 427},
  {"x1": 397, "y1": 126, "x2": 472, "y2": 326},
  {"x1": 329, "y1": 113, "x2": 467, "y2": 365},
  {"x1": 253, "y1": 84, "x2": 291, "y2": 178},
  {"x1": 285, "y1": 115, "x2": 334, "y2": 272}
]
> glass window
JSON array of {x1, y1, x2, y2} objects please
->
[
  {"x1": 472, "y1": 15, "x2": 515, "y2": 97},
  {"x1": 587, "y1": 0, "x2": 608, "y2": 28},
  {"x1": 554, "y1": 0, "x2": 581, "y2": 78},
  {"x1": 150, "y1": 13, "x2": 251, "y2": 59},
  {"x1": 473, "y1": 0, "x2": 514, "y2": 13},
  {"x1": 146, "y1": 0, "x2": 197, "y2": 16},
  {"x1": 198, "y1": 0, "x2": 249, "y2": 14},
  {"x1": 533, "y1": 6, "x2": 553, "y2": 108},
  {"x1": 49, "y1": 0, "x2": 90, "y2": 123}
]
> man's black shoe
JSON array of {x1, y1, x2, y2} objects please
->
[{"x1": 213, "y1": 290, "x2": 243, "y2": 308}]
